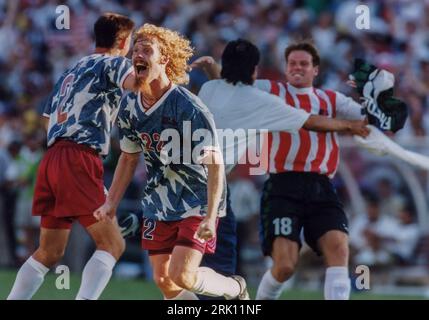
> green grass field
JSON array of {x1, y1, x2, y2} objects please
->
[{"x1": 0, "y1": 269, "x2": 424, "y2": 300}]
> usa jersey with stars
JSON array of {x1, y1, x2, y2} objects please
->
[
  {"x1": 43, "y1": 54, "x2": 133, "y2": 155},
  {"x1": 117, "y1": 85, "x2": 226, "y2": 222}
]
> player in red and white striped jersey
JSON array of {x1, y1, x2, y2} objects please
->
[
  {"x1": 256, "y1": 42, "x2": 364, "y2": 300},
  {"x1": 254, "y1": 78, "x2": 363, "y2": 178}
]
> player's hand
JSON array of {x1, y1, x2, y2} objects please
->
[
  {"x1": 353, "y1": 124, "x2": 389, "y2": 156},
  {"x1": 195, "y1": 217, "x2": 216, "y2": 242},
  {"x1": 93, "y1": 202, "x2": 116, "y2": 222},
  {"x1": 348, "y1": 119, "x2": 370, "y2": 137},
  {"x1": 346, "y1": 79, "x2": 357, "y2": 88},
  {"x1": 189, "y1": 56, "x2": 216, "y2": 71}
]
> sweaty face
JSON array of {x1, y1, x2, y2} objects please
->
[
  {"x1": 132, "y1": 38, "x2": 165, "y2": 86},
  {"x1": 286, "y1": 50, "x2": 318, "y2": 88}
]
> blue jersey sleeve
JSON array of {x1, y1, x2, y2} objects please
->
[
  {"x1": 43, "y1": 73, "x2": 65, "y2": 117},
  {"x1": 42, "y1": 91, "x2": 55, "y2": 117},
  {"x1": 104, "y1": 56, "x2": 133, "y2": 90},
  {"x1": 117, "y1": 96, "x2": 143, "y2": 154}
]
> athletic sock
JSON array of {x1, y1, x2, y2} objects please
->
[
  {"x1": 76, "y1": 250, "x2": 116, "y2": 300},
  {"x1": 190, "y1": 267, "x2": 240, "y2": 299},
  {"x1": 256, "y1": 269, "x2": 284, "y2": 300},
  {"x1": 324, "y1": 266, "x2": 351, "y2": 300},
  {"x1": 7, "y1": 256, "x2": 49, "y2": 300}
]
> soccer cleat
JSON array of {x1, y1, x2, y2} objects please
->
[
  {"x1": 230, "y1": 275, "x2": 250, "y2": 300},
  {"x1": 118, "y1": 213, "x2": 141, "y2": 239}
]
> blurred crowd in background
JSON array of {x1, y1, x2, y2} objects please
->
[{"x1": 1, "y1": 0, "x2": 429, "y2": 291}]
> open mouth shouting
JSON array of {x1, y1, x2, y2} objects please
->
[{"x1": 135, "y1": 61, "x2": 148, "y2": 76}]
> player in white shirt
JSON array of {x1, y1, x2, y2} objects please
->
[
  {"x1": 193, "y1": 39, "x2": 369, "y2": 300},
  {"x1": 197, "y1": 40, "x2": 369, "y2": 175}
]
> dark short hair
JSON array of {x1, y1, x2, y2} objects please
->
[
  {"x1": 221, "y1": 39, "x2": 260, "y2": 85},
  {"x1": 94, "y1": 13, "x2": 134, "y2": 48},
  {"x1": 284, "y1": 41, "x2": 320, "y2": 66}
]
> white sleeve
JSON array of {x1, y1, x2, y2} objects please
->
[
  {"x1": 256, "y1": 91, "x2": 310, "y2": 132},
  {"x1": 197, "y1": 81, "x2": 212, "y2": 104},
  {"x1": 254, "y1": 79, "x2": 272, "y2": 93},
  {"x1": 354, "y1": 125, "x2": 429, "y2": 171},
  {"x1": 335, "y1": 91, "x2": 365, "y2": 120},
  {"x1": 119, "y1": 135, "x2": 143, "y2": 154}
]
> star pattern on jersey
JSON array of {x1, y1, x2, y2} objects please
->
[
  {"x1": 165, "y1": 168, "x2": 198, "y2": 197},
  {"x1": 155, "y1": 208, "x2": 165, "y2": 221},
  {"x1": 117, "y1": 86, "x2": 228, "y2": 222},
  {"x1": 154, "y1": 184, "x2": 175, "y2": 213},
  {"x1": 123, "y1": 95, "x2": 141, "y2": 120},
  {"x1": 177, "y1": 169, "x2": 191, "y2": 180},
  {"x1": 143, "y1": 193, "x2": 154, "y2": 206},
  {"x1": 46, "y1": 55, "x2": 130, "y2": 156}
]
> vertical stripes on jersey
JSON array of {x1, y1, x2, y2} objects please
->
[
  {"x1": 267, "y1": 81, "x2": 339, "y2": 177},
  {"x1": 323, "y1": 90, "x2": 339, "y2": 177}
]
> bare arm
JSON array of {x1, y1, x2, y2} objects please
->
[
  {"x1": 190, "y1": 56, "x2": 221, "y2": 80},
  {"x1": 196, "y1": 149, "x2": 224, "y2": 241},
  {"x1": 93, "y1": 151, "x2": 140, "y2": 220},
  {"x1": 42, "y1": 116, "x2": 49, "y2": 132},
  {"x1": 303, "y1": 115, "x2": 370, "y2": 137}
]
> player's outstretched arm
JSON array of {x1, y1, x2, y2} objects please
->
[
  {"x1": 196, "y1": 149, "x2": 224, "y2": 242},
  {"x1": 190, "y1": 56, "x2": 221, "y2": 80},
  {"x1": 93, "y1": 151, "x2": 140, "y2": 221},
  {"x1": 303, "y1": 115, "x2": 370, "y2": 137},
  {"x1": 354, "y1": 125, "x2": 429, "y2": 171}
]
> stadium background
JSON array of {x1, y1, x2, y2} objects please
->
[{"x1": 1, "y1": 0, "x2": 429, "y2": 299}]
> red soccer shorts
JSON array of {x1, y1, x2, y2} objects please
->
[
  {"x1": 40, "y1": 214, "x2": 98, "y2": 230},
  {"x1": 142, "y1": 216, "x2": 218, "y2": 255},
  {"x1": 32, "y1": 139, "x2": 106, "y2": 228}
]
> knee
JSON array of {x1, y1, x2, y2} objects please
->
[
  {"x1": 153, "y1": 273, "x2": 176, "y2": 292},
  {"x1": 272, "y1": 262, "x2": 296, "y2": 282},
  {"x1": 169, "y1": 268, "x2": 196, "y2": 290},
  {"x1": 96, "y1": 237, "x2": 125, "y2": 260},
  {"x1": 34, "y1": 247, "x2": 64, "y2": 267},
  {"x1": 324, "y1": 243, "x2": 349, "y2": 266}
]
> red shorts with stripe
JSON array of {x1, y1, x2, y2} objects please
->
[
  {"x1": 142, "y1": 216, "x2": 218, "y2": 255},
  {"x1": 32, "y1": 140, "x2": 105, "y2": 229}
]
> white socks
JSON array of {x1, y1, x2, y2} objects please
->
[
  {"x1": 7, "y1": 256, "x2": 49, "y2": 300},
  {"x1": 256, "y1": 269, "x2": 284, "y2": 300},
  {"x1": 256, "y1": 267, "x2": 350, "y2": 300},
  {"x1": 191, "y1": 267, "x2": 241, "y2": 299},
  {"x1": 165, "y1": 289, "x2": 199, "y2": 300},
  {"x1": 324, "y1": 266, "x2": 351, "y2": 300},
  {"x1": 76, "y1": 250, "x2": 116, "y2": 300}
]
